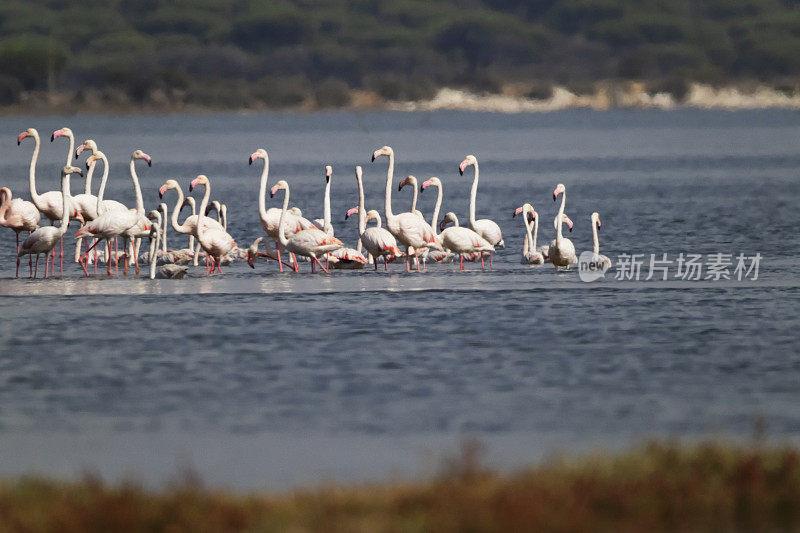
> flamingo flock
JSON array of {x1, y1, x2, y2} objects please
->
[{"x1": 0, "y1": 130, "x2": 613, "y2": 278}]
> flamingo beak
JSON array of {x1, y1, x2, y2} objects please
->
[
  {"x1": 596, "y1": 221, "x2": 601, "y2": 231},
  {"x1": 158, "y1": 184, "x2": 168, "y2": 198},
  {"x1": 17, "y1": 132, "x2": 27, "y2": 145},
  {"x1": 439, "y1": 219, "x2": 446, "y2": 231},
  {"x1": 513, "y1": 207, "x2": 523, "y2": 218},
  {"x1": 345, "y1": 207, "x2": 358, "y2": 220},
  {"x1": 458, "y1": 159, "x2": 469, "y2": 175},
  {"x1": 248, "y1": 156, "x2": 254, "y2": 165},
  {"x1": 144, "y1": 155, "x2": 152, "y2": 167},
  {"x1": 75, "y1": 146, "x2": 84, "y2": 157},
  {"x1": 270, "y1": 184, "x2": 280, "y2": 198}
]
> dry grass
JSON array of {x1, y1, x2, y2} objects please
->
[{"x1": 1, "y1": 440, "x2": 799, "y2": 532}]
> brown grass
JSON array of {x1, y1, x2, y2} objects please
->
[{"x1": 1, "y1": 440, "x2": 799, "y2": 532}]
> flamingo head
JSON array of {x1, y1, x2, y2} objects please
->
[
  {"x1": 62, "y1": 165, "x2": 83, "y2": 178},
  {"x1": 371, "y1": 145, "x2": 392, "y2": 162},
  {"x1": 365, "y1": 209, "x2": 380, "y2": 223},
  {"x1": 158, "y1": 179, "x2": 179, "y2": 198},
  {"x1": 206, "y1": 200, "x2": 220, "y2": 215},
  {"x1": 459, "y1": 155, "x2": 476, "y2": 175},
  {"x1": 17, "y1": 128, "x2": 36, "y2": 145},
  {"x1": 325, "y1": 165, "x2": 332, "y2": 183},
  {"x1": 345, "y1": 206, "x2": 358, "y2": 220},
  {"x1": 180, "y1": 198, "x2": 196, "y2": 212},
  {"x1": 440, "y1": 212, "x2": 457, "y2": 231},
  {"x1": 189, "y1": 174, "x2": 209, "y2": 192},
  {"x1": 51, "y1": 127, "x2": 72, "y2": 142},
  {"x1": 132, "y1": 150, "x2": 152, "y2": 166},
  {"x1": 528, "y1": 210, "x2": 537, "y2": 223},
  {"x1": 420, "y1": 177, "x2": 439, "y2": 192},
  {"x1": 247, "y1": 237, "x2": 263, "y2": 268},
  {"x1": 289, "y1": 206, "x2": 302, "y2": 216},
  {"x1": 592, "y1": 211, "x2": 601, "y2": 230},
  {"x1": 398, "y1": 175, "x2": 417, "y2": 191},
  {"x1": 249, "y1": 148, "x2": 267, "y2": 165},
  {"x1": 562, "y1": 214, "x2": 574, "y2": 232},
  {"x1": 553, "y1": 183, "x2": 565, "y2": 201},
  {"x1": 75, "y1": 139, "x2": 97, "y2": 158},
  {"x1": 85, "y1": 151, "x2": 103, "y2": 170},
  {"x1": 270, "y1": 180, "x2": 288, "y2": 198}
]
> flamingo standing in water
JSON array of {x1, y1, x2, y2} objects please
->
[
  {"x1": 18, "y1": 128, "x2": 82, "y2": 275},
  {"x1": 313, "y1": 165, "x2": 367, "y2": 269},
  {"x1": 345, "y1": 165, "x2": 401, "y2": 270},
  {"x1": 158, "y1": 179, "x2": 226, "y2": 265},
  {"x1": 0, "y1": 187, "x2": 40, "y2": 277},
  {"x1": 514, "y1": 203, "x2": 544, "y2": 265},
  {"x1": 438, "y1": 212, "x2": 495, "y2": 270},
  {"x1": 250, "y1": 148, "x2": 313, "y2": 271},
  {"x1": 18, "y1": 166, "x2": 84, "y2": 278},
  {"x1": 458, "y1": 155, "x2": 503, "y2": 266},
  {"x1": 549, "y1": 183, "x2": 577, "y2": 269},
  {"x1": 371, "y1": 146, "x2": 441, "y2": 272},
  {"x1": 419, "y1": 177, "x2": 455, "y2": 264},
  {"x1": 585, "y1": 212, "x2": 612, "y2": 269},
  {"x1": 189, "y1": 175, "x2": 236, "y2": 274},
  {"x1": 270, "y1": 180, "x2": 342, "y2": 273}
]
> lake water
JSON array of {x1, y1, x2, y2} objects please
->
[{"x1": 0, "y1": 109, "x2": 799, "y2": 489}]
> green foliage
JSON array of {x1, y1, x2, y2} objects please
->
[{"x1": 0, "y1": 0, "x2": 799, "y2": 108}]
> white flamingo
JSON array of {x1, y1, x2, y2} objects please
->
[
  {"x1": 0, "y1": 187, "x2": 40, "y2": 277},
  {"x1": 250, "y1": 148, "x2": 313, "y2": 271},
  {"x1": 189, "y1": 175, "x2": 237, "y2": 274},
  {"x1": 345, "y1": 165, "x2": 401, "y2": 270},
  {"x1": 514, "y1": 203, "x2": 544, "y2": 265},
  {"x1": 438, "y1": 212, "x2": 495, "y2": 270},
  {"x1": 586, "y1": 212, "x2": 612, "y2": 269},
  {"x1": 549, "y1": 183, "x2": 577, "y2": 269},
  {"x1": 119, "y1": 150, "x2": 153, "y2": 275},
  {"x1": 458, "y1": 154, "x2": 504, "y2": 265},
  {"x1": 18, "y1": 166, "x2": 84, "y2": 278},
  {"x1": 371, "y1": 146, "x2": 441, "y2": 272},
  {"x1": 18, "y1": 128, "x2": 81, "y2": 274},
  {"x1": 419, "y1": 177, "x2": 456, "y2": 264},
  {"x1": 158, "y1": 179, "x2": 226, "y2": 265},
  {"x1": 398, "y1": 175, "x2": 425, "y2": 219},
  {"x1": 270, "y1": 180, "x2": 343, "y2": 273}
]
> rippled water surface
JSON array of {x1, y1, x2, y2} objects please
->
[{"x1": 0, "y1": 110, "x2": 799, "y2": 489}]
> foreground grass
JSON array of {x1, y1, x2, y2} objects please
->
[{"x1": 1, "y1": 441, "x2": 799, "y2": 532}]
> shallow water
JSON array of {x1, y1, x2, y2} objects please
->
[{"x1": 0, "y1": 109, "x2": 799, "y2": 489}]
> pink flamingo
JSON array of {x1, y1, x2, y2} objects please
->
[
  {"x1": 188, "y1": 175, "x2": 236, "y2": 274},
  {"x1": 0, "y1": 187, "x2": 40, "y2": 277}
]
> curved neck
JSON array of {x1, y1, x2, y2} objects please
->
[
  {"x1": 356, "y1": 171, "x2": 366, "y2": 252},
  {"x1": 323, "y1": 176, "x2": 333, "y2": 236},
  {"x1": 58, "y1": 174, "x2": 71, "y2": 235},
  {"x1": 383, "y1": 152, "x2": 394, "y2": 219},
  {"x1": 0, "y1": 188, "x2": 9, "y2": 225},
  {"x1": 468, "y1": 161, "x2": 479, "y2": 229},
  {"x1": 196, "y1": 181, "x2": 211, "y2": 238},
  {"x1": 63, "y1": 134, "x2": 75, "y2": 167},
  {"x1": 410, "y1": 183, "x2": 418, "y2": 213},
  {"x1": 257, "y1": 156, "x2": 269, "y2": 225},
  {"x1": 277, "y1": 188, "x2": 290, "y2": 246},
  {"x1": 430, "y1": 184, "x2": 443, "y2": 237},
  {"x1": 129, "y1": 157, "x2": 145, "y2": 216},
  {"x1": 160, "y1": 204, "x2": 168, "y2": 252},
  {"x1": 592, "y1": 221, "x2": 599, "y2": 255},
  {"x1": 169, "y1": 187, "x2": 191, "y2": 234},
  {"x1": 84, "y1": 162, "x2": 95, "y2": 195},
  {"x1": 523, "y1": 210, "x2": 534, "y2": 254},
  {"x1": 28, "y1": 133, "x2": 41, "y2": 203},
  {"x1": 372, "y1": 214, "x2": 383, "y2": 228},
  {"x1": 221, "y1": 205, "x2": 227, "y2": 231},
  {"x1": 555, "y1": 191, "x2": 565, "y2": 245},
  {"x1": 96, "y1": 154, "x2": 110, "y2": 214},
  {"x1": 532, "y1": 212, "x2": 539, "y2": 249}
]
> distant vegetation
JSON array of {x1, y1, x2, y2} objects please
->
[
  {"x1": 1, "y1": 0, "x2": 800, "y2": 110},
  {"x1": 1, "y1": 441, "x2": 799, "y2": 531}
]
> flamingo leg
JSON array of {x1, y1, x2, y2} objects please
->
[
  {"x1": 28, "y1": 232, "x2": 32, "y2": 276},
  {"x1": 45, "y1": 253, "x2": 50, "y2": 278},
  {"x1": 59, "y1": 238, "x2": 63, "y2": 276},
  {"x1": 481, "y1": 254, "x2": 485, "y2": 269},
  {"x1": 215, "y1": 257, "x2": 221, "y2": 273},
  {"x1": 114, "y1": 238, "x2": 119, "y2": 274},
  {"x1": 490, "y1": 252, "x2": 493, "y2": 268},
  {"x1": 374, "y1": 256, "x2": 378, "y2": 271},
  {"x1": 384, "y1": 257, "x2": 388, "y2": 271},
  {"x1": 257, "y1": 252, "x2": 293, "y2": 270},
  {"x1": 94, "y1": 239, "x2": 98, "y2": 274},
  {"x1": 34, "y1": 254, "x2": 39, "y2": 278},
  {"x1": 312, "y1": 255, "x2": 329, "y2": 274},
  {"x1": 15, "y1": 233, "x2": 20, "y2": 278},
  {"x1": 460, "y1": 254, "x2": 464, "y2": 271},
  {"x1": 275, "y1": 242, "x2": 284, "y2": 272}
]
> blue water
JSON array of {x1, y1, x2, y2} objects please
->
[{"x1": 0, "y1": 109, "x2": 798, "y2": 489}]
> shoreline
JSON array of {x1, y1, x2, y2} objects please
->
[{"x1": 3, "y1": 83, "x2": 800, "y2": 117}]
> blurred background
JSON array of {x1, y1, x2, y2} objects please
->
[{"x1": 1, "y1": 0, "x2": 800, "y2": 112}]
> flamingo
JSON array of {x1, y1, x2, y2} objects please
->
[
  {"x1": 398, "y1": 175, "x2": 425, "y2": 219},
  {"x1": 119, "y1": 150, "x2": 153, "y2": 275},
  {"x1": 188, "y1": 175, "x2": 236, "y2": 274},
  {"x1": 0, "y1": 187, "x2": 40, "y2": 277},
  {"x1": 586, "y1": 212, "x2": 612, "y2": 269},
  {"x1": 419, "y1": 177, "x2": 456, "y2": 264},
  {"x1": 312, "y1": 165, "x2": 335, "y2": 235},
  {"x1": 514, "y1": 203, "x2": 544, "y2": 265},
  {"x1": 18, "y1": 166, "x2": 84, "y2": 278},
  {"x1": 250, "y1": 148, "x2": 314, "y2": 271},
  {"x1": 458, "y1": 154, "x2": 504, "y2": 266},
  {"x1": 270, "y1": 180, "x2": 342, "y2": 273},
  {"x1": 371, "y1": 146, "x2": 441, "y2": 272},
  {"x1": 158, "y1": 179, "x2": 226, "y2": 265},
  {"x1": 75, "y1": 152, "x2": 150, "y2": 276},
  {"x1": 438, "y1": 212, "x2": 495, "y2": 270},
  {"x1": 549, "y1": 183, "x2": 577, "y2": 269},
  {"x1": 18, "y1": 128, "x2": 82, "y2": 275}
]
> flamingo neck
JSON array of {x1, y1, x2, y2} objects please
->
[
  {"x1": 130, "y1": 157, "x2": 145, "y2": 217},
  {"x1": 28, "y1": 132, "x2": 41, "y2": 204},
  {"x1": 384, "y1": 152, "x2": 394, "y2": 220},
  {"x1": 410, "y1": 181, "x2": 418, "y2": 213},
  {"x1": 451, "y1": 214, "x2": 460, "y2": 227},
  {"x1": 430, "y1": 184, "x2": 443, "y2": 237},
  {"x1": 257, "y1": 156, "x2": 269, "y2": 225},
  {"x1": 160, "y1": 204, "x2": 168, "y2": 252},
  {"x1": 555, "y1": 190, "x2": 565, "y2": 245},
  {"x1": 323, "y1": 175, "x2": 333, "y2": 236},
  {"x1": 187, "y1": 199, "x2": 195, "y2": 250},
  {"x1": 0, "y1": 188, "x2": 10, "y2": 226},
  {"x1": 220, "y1": 205, "x2": 227, "y2": 231},
  {"x1": 196, "y1": 182, "x2": 211, "y2": 238},
  {"x1": 277, "y1": 187, "x2": 291, "y2": 247},
  {"x1": 356, "y1": 171, "x2": 365, "y2": 253},
  {"x1": 592, "y1": 220, "x2": 600, "y2": 255},
  {"x1": 523, "y1": 209, "x2": 535, "y2": 256},
  {"x1": 532, "y1": 211, "x2": 539, "y2": 250},
  {"x1": 468, "y1": 161, "x2": 479, "y2": 231},
  {"x1": 58, "y1": 173, "x2": 71, "y2": 236},
  {"x1": 84, "y1": 162, "x2": 95, "y2": 195},
  {"x1": 96, "y1": 154, "x2": 110, "y2": 215},
  {"x1": 373, "y1": 213, "x2": 382, "y2": 228},
  {"x1": 169, "y1": 187, "x2": 190, "y2": 234}
]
